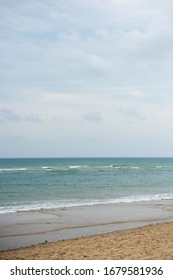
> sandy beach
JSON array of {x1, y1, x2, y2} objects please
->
[
  {"x1": 1, "y1": 221, "x2": 173, "y2": 260},
  {"x1": 0, "y1": 200, "x2": 173, "y2": 259}
]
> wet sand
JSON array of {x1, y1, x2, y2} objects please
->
[
  {"x1": 1, "y1": 222, "x2": 173, "y2": 259},
  {"x1": 0, "y1": 200, "x2": 173, "y2": 259}
]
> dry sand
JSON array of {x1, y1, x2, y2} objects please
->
[{"x1": 1, "y1": 221, "x2": 173, "y2": 260}]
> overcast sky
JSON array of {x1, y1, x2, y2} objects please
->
[{"x1": 1, "y1": 0, "x2": 173, "y2": 158}]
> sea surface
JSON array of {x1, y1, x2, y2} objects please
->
[{"x1": 0, "y1": 158, "x2": 173, "y2": 214}]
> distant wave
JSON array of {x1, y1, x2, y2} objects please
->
[
  {"x1": 41, "y1": 166, "x2": 55, "y2": 171},
  {"x1": 42, "y1": 166, "x2": 52, "y2": 169},
  {"x1": 1, "y1": 164, "x2": 173, "y2": 174},
  {"x1": 69, "y1": 165, "x2": 84, "y2": 169},
  {"x1": 41, "y1": 166, "x2": 69, "y2": 172},
  {"x1": 0, "y1": 168, "x2": 27, "y2": 172}
]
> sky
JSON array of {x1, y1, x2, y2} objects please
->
[{"x1": 1, "y1": 0, "x2": 173, "y2": 158}]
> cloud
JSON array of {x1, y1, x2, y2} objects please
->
[
  {"x1": 0, "y1": 108, "x2": 22, "y2": 122},
  {"x1": 1, "y1": 0, "x2": 173, "y2": 157},
  {"x1": 117, "y1": 108, "x2": 144, "y2": 120},
  {"x1": 83, "y1": 111, "x2": 102, "y2": 121},
  {"x1": 1, "y1": 0, "x2": 173, "y2": 95},
  {"x1": 24, "y1": 115, "x2": 42, "y2": 123},
  {"x1": 0, "y1": 108, "x2": 41, "y2": 123}
]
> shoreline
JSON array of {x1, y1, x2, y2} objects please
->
[
  {"x1": 1, "y1": 221, "x2": 173, "y2": 259},
  {"x1": 0, "y1": 199, "x2": 173, "y2": 255}
]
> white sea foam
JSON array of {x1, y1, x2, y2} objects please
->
[
  {"x1": 1, "y1": 193, "x2": 173, "y2": 214},
  {"x1": 69, "y1": 165, "x2": 84, "y2": 169},
  {"x1": 0, "y1": 168, "x2": 27, "y2": 172},
  {"x1": 130, "y1": 166, "x2": 140, "y2": 169},
  {"x1": 41, "y1": 166, "x2": 53, "y2": 170}
]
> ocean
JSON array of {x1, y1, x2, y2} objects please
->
[{"x1": 0, "y1": 157, "x2": 173, "y2": 214}]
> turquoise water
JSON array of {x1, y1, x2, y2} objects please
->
[{"x1": 0, "y1": 158, "x2": 173, "y2": 214}]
